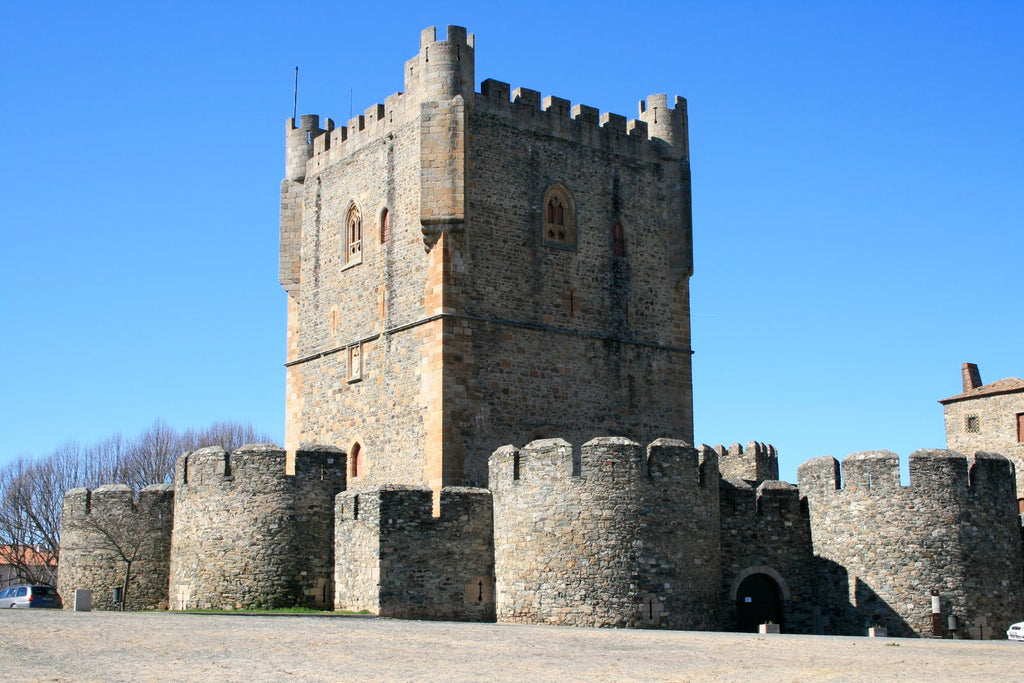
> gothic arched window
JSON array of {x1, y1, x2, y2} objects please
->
[
  {"x1": 542, "y1": 184, "x2": 575, "y2": 247},
  {"x1": 345, "y1": 203, "x2": 362, "y2": 265}
]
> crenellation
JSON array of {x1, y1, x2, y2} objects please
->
[
  {"x1": 638, "y1": 93, "x2": 688, "y2": 158},
  {"x1": 58, "y1": 25, "x2": 1024, "y2": 640},
  {"x1": 512, "y1": 87, "x2": 540, "y2": 108},
  {"x1": 841, "y1": 450, "x2": 901, "y2": 492},
  {"x1": 968, "y1": 451, "x2": 1016, "y2": 496},
  {"x1": 647, "y1": 438, "x2": 702, "y2": 487},
  {"x1": 335, "y1": 484, "x2": 494, "y2": 621},
  {"x1": 479, "y1": 78, "x2": 510, "y2": 101},
  {"x1": 908, "y1": 448, "x2": 969, "y2": 491},
  {"x1": 799, "y1": 448, "x2": 1024, "y2": 637},
  {"x1": 600, "y1": 111, "x2": 627, "y2": 135},
  {"x1": 796, "y1": 455, "x2": 841, "y2": 494},
  {"x1": 756, "y1": 481, "x2": 802, "y2": 515},
  {"x1": 169, "y1": 442, "x2": 342, "y2": 611},
  {"x1": 579, "y1": 436, "x2": 644, "y2": 481},
  {"x1": 543, "y1": 95, "x2": 571, "y2": 117},
  {"x1": 715, "y1": 440, "x2": 780, "y2": 482}
]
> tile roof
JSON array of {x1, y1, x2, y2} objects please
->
[
  {"x1": 0, "y1": 545, "x2": 56, "y2": 567},
  {"x1": 939, "y1": 377, "x2": 1024, "y2": 404}
]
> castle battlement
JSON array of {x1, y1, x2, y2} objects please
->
[
  {"x1": 177, "y1": 443, "x2": 345, "y2": 489},
  {"x1": 476, "y1": 80, "x2": 687, "y2": 161},
  {"x1": 798, "y1": 447, "x2": 1023, "y2": 638},
  {"x1": 62, "y1": 483, "x2": 174, "y2": 519},
  {"x1": 289, "y1": 24, "x2": 687, "y2": 180},
  {"x1": 709, "y1": 441, "x2": 779, "y2": 482},
  {"x1": 720, "y1": 479, "x2": 804, "y2": 518},
  {"x1": 336, "y1": 485, "x2": 490, "y2": 524},
  {"x1": 489, "y1": 437, "x2": 713, "y2": 492},
  {"x1": 169, "y1": 443, "x2": 344, "y2": 611},
  {"x1": 797, "y1": 448, "x2": 1014, "y2": 497}
]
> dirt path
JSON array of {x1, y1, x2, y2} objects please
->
[{"x1": 1, "y1": 610, "x2": 1020, "y2": 681}]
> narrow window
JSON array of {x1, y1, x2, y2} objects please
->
[
  {"x1": 344, "y1": 203, "x2": 362, "y2": 265},
  {"x1": 348, "y1": 443, "x2": 363, "y2": 480},
  {"x1": 1017, "y1": 413, "x2": 1024, "y2": 443},
  {"x1": 613, "y1": 222, "x2": 625, "y2": 258},
  {"x1": 542, "y1": 184, "x2": 575, "y2": 247},
  {"x1": 380, "y1": 208, "x2": 390, "y2": 244}
]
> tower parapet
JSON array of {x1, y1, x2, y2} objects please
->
[
  {"x1": 169, "y1": 443, "x2": 345, "y2": 610},
  {"x1": 798, "y1": 449, "x2": 1024, "y2": 637},
  {"x1": 404, "y1": 25, "x2": 475, "y2": 102},
  {"x1": 638, "y1": 94, "x2": 688, "y2": 160},
  {"x1": 711, "y1": 441, "x2": 779, "y2": 482},
  {"x1": 57, "y1": 483, "x2": 174, "y2": 611},
  {"x1": 285, "y1": 114, "x2": 331, "y2": 182},
  {"x1": 489, "y1": 437, "x2": 719, "y2": 629}
]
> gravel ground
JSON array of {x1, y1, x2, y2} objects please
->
[{"x1": 0, "y1": 610, "x2": 1020, "y2": 681}]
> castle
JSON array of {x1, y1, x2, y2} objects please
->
[{"x1": 57, "y1": 26, "x2": 1024, "y2": 638}]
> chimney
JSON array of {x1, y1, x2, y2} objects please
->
[{"x1": 961, "y1": 363, "x2": 982, "y2": 392}]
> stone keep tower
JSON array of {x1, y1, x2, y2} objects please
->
[{"x1": 280, "y1": 25, "x2": 693, "y2": 493}]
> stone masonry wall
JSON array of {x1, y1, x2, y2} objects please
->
[
  {"x1": 489, "y1": 437, "x2": 719, "y2": 629},
  {"x1": 943, "y1": 391, "x2": 1024, "y2": 497},
  {"x1": 714, "y1": 442, "x2": 780, "y2": 482},
  {"x1": 450, "y1": 91, "x2": 693, "y2": 486},
  {"x1": 718, "y1": 476, "x2": 816, "y2": 633},
  {"x1": 281, "y1": 25, "x2": 695, "y2": 492},
  {"x1": 798, "y1": 449, "x2": 1024, "y2": 637},
  {"x1": 169, "y1": 443, "x2": 345, "y2": 610},
  {"x1": 58, "y1": 484, "x2": 173, "y2": 611},
  {"x1": 335, "y1": 485, "x2": 494, "y2": 621}
]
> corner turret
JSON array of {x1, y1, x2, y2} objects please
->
[
  {"x1": 285, "y1": 114, "x2": 332, "y2": 182},
  {"x1": 638, "y1": 94, "x2": 688, "y2": 159},
  {"x1": 404, "y1": 25, "x2": 475, "y2": 102}
]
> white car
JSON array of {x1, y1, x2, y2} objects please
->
[{"x1": 1008, "y1": 622, "x2": 1024, "y2": 641}]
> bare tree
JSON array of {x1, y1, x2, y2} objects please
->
[
  {"x1": 0, "y1": 459, "x2": 56, "y2": 585},
  {"x1": 63, "y1": 485, "x2": 173, "y2": 610},
  {"x1": 118, "y1": 420, "x2": 180, "y2": 489},
  {"x1": 0, "y1": 419, "x2": 277, "y2": 588}
]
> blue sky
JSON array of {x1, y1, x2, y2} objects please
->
[{"x1": 2, "y1": 1, "x2": 1021, "y2": 482}]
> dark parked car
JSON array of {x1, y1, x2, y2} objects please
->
[{"x1": 0, "y1": 585, "x2": 62, "y2": 608}]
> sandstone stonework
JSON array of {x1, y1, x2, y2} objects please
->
[{"x1": 53, "y1": 26, "x2": 1024, "y2": 639}]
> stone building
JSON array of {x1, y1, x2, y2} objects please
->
[
  {"x1": 280, "y1": 25, "x2": 693, "y2": 494},
  {"x1": 941, "y1": 362, "x2": 1024, "y2": 502},
  {"x1": 56, "y1": 25, "x2": 1024, "y2": 638}
]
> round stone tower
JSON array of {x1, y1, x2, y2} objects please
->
[
  {"x1": 798, "y1": 449, "x2": 1024, "y2": 637},
  {"x1": 57, "y1": 483, "x2": 174, "y2": 611},
  {"x1": 168, "y1": 443, "x2": 345, "y2": 610},
  {"x1": 489, "y1": 436, "x2": 720, "y2": 629}
]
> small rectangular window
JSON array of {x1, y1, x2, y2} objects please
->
[
  {"x1": 1017, "y1": 413, "x2": 1024, "y2": 443},
  {"x1": 966, "y1": 415, "x2": 980, "y2": 433}
]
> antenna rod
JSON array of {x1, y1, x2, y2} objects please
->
[{"x1": 292, "y1": 66, "x2": 299, "y2": 121}]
